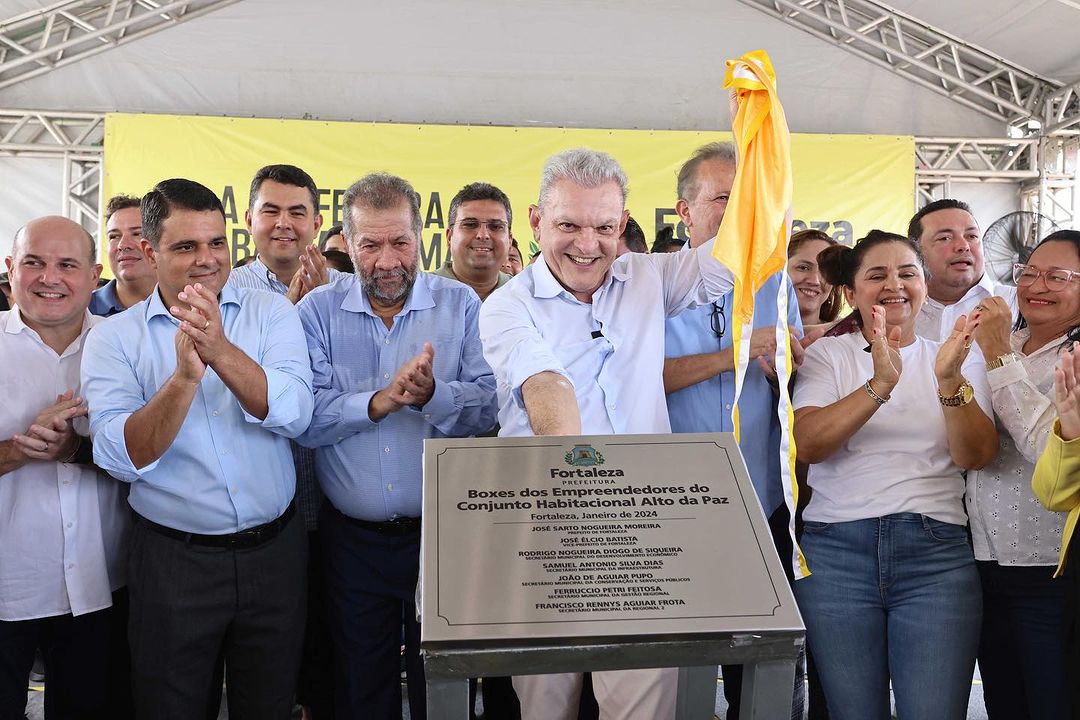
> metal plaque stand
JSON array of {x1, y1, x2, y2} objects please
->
[{"x1": 420, "y1": 433, "x2": 805, "y2": 719}]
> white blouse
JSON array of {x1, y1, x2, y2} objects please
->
[{"x1": 967, "y1": 329, "x2": 1069, "y2": 565}]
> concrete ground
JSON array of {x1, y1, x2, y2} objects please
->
[{"x1": 26, "y1": 668, "x2": 989, "y2": 719}]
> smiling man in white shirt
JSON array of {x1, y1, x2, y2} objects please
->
[
  {"x1": 909, "y1": 198, "x2": 1017, "y2": 341},
  {"x1": 0, "y1": 216, "x2": 130, "y2": 719},
  {"x1": 479, "y1": 148, "x2": 736, "y2": 720}
]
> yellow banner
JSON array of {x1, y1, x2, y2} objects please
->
[{"x1": 103, "y1": 113, "x2": 914, "y2": 270}]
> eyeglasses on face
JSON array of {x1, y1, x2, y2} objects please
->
[
  {"x1": 1013, "y1": 263, "x2": 1080, "y2": 291},
  {"x1": 456, "y1": 219, "x2": 508, "y2": 235}
]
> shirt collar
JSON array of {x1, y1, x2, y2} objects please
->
[
  {"x1": 145, "y1": 284, "x2": 242, "y2": 323},
  {"x1": 339, "y1": 272, "x2": 435, "y2": 317},
  {"x1": 3, "y1": 307, "x2": 96, "y2": 355},
  {"x1": 530, "y1": 254, "x2": 624, "y2": 300}
]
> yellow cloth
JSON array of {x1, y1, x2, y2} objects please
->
[
  {"x1": 714, "y1": 49, "x2": 793, "y2": 325},
  {"x1": 713, "y1": 50, "x2": 806, "y2": 577},
  {"x1": 1031, "y1": 420, "x2": 1080, "y2": 578}
]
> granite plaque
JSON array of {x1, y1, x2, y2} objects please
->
[{"x1": 420, "y1": 432, "x2": 802, "y2": 645}]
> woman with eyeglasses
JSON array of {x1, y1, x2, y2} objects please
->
[
  {"x1": 787, "y1": 229, "x2": 845, "y2": 343},
  {"x1": 792, "y1": 230, "x2": 997, "y2": 719},
  {"x1": 965, "y1": 229, "x2": 1080, "y2": 718}
]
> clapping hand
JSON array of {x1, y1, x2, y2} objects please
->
[
  {"x1": 11, "y1": 390, "x2": 86, "y2": 461},
  {"x1": 1054, "y1": 342, "x2": 1080, "y2": 441},
  {"x1": 869, "y1": 305, "x2": 903, "y2": 396},
  {"x1": 935, "y1": 312, "x2": 980, "y2": 393}
]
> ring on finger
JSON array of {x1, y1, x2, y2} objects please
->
[{"x1": 202, "y1": 319, "x2": 210, "y2": 331}]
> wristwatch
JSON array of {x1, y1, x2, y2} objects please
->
[
  {"x1": 938, "y1": 380, "x2": 975, "y2": 407},
  {"x1": 986, "y1": 352, "x2": 1019, "y2": 371}
]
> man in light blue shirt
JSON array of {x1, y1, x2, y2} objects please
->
[
  {"x1": 228, "y1": 163, "x2": 342, "y2": 303},
  {"x1": 296, "y1": 172, "x2": 497, "y2": 720},
  {"x1": 90, "y1": 194, "x2": 157, "y2": 316},
  {"x1": 82, "y1": 178, "x2": 314, "y2": 720},
  {"x1": 226, "y1": 162, "x2": 341, "y2": 719},
  {"x1": 663, "y1": 141, "x2": 804, "y2": 720},
  {"x1": 479, "y1": 149, "x2": 736, "y2": 720}
]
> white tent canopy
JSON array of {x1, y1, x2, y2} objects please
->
[{"x1": 2, "y1": 0, "x2": 1078, "y2": 247}]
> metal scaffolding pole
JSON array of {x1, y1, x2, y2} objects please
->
[{"x1": 0, "y1": 0, "x2": 242, "y2": 91}]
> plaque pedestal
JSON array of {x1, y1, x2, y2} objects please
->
[{"x1": 420, "y1": 433, "x2": 804, "y2": 719}]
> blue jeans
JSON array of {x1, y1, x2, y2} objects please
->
[{"x1": 793, "y1": 513, "x2": 981, "y2": 720}]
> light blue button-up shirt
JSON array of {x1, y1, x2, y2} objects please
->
[
  {"x1": 479, "y1": 237, "x2": 735, "y2": 437},
  {"x1": 227, "y1": 256, "x2": 345, "y2": 294},
  {"x1": 295, "y1": 273, "x2": 497, "y2": 521},
  {"x1": 81, "y1": 285, "x2": 314, "y2": 534},
  {"x1": 664, "y1": 265, "x2": 802, "y2": 516}
]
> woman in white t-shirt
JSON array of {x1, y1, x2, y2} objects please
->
[{"x1": 792, "y1": 230, "x2": 998, "y2": 720}]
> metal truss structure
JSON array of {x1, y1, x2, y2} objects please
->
[
  {"x1": 739, "y1": 0, "x2": 1079, "y2": 225},
  {"x1": 2, "y1": 2, "x2": 1076, "y2": 230},
  {"x1": 1, "y1": 108, "x2": 105, "y2": 235},
  {"x1": 0, "y1": 0, "x2": 240, "y2": 91}
]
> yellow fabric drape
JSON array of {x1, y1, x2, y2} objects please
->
[{"x1": 714, "y1": 50, "x2": 808, "y2": 578}]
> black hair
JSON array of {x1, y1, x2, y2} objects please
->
[
  {"x1": 651, "y1": 226, "x2": 682, "y2": 253},
  {"x1": 318, "y1": 224, "x2": 344, "y2": 251},
  {"x1": 322, "y1": 249, "x2": 355, "y2": 274},
  {"x1": 907, "y1": 198, "x2": 975, "y2": 242},
  {"x1": 249, "y1": 164, "x2": 320, "y2": 213},
  {"x1": 448, "y1": 182, "x2": 513, "y2": 229},
  {"x1": 141, "y1": 178, "x2": 225, "y2": 249},
  {"x1": 817, "y1": 230, "x2": 924, "y2": 327},
  {"x1": 621, "y1": 216, "x2": 648, "y2": 254}
]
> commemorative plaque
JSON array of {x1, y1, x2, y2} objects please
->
[{"x1": 420, "y1": 432, "x2": 804, "y2": 719}]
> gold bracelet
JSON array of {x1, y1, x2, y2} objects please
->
[{"x1": 863, "y1": 379, "x2": 889, "y2": 405}]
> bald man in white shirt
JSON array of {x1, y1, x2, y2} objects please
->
[{"x1": 0, "y1": 216, "x2": 131, "y2": 718}]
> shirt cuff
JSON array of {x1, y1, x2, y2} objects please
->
[
  {"x1": 98, "y1": 412, "x2": 161, "y2": 479},
  {"x1": 412, "y1": 380, "x2": 456, "y2": 426},
  {"x1": 987, "y1": 358, "x2": 1028, "y2": 391},
  {"x1": 241, "y1": 367, "x2": 285, "y2": 427},
  {"x1": 342, "y1": 391, "x2": 379, "y2": 430}
]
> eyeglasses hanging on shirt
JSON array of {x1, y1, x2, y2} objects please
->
[{"x1": 710, "y1": 298, "x2": 726, "y2": 339}]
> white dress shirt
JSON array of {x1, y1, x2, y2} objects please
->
[
  {"x1": 479, "y1": 238, "x2": 734, "y2": 436},
  {"x1": 967, "y1": 329, "x2": 1069, "y2": 565},
  {"x1": 916, "y1": 273, "x2": 1018, "y2": 342},
  {"x1": 0, "y1": 309, "x2": 129, "y2": 621}
]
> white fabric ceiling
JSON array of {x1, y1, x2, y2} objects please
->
[{"x1": 1, "y1": 0, "x2": 1076, "y2": 137}]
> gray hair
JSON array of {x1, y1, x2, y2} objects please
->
[
  {"x1": 676, "y1": 141, "x2": 737, "y2": 202},
  {"x1": 341, "y1": 172, "x2": 423, "y2": 242},
  {"x1": 537, "y1": 148, "x2": 629, "y2": 209}
]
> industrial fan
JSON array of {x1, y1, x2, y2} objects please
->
[{"x1": 982, "y1": 211, "x2": 1060, "y2": 286}]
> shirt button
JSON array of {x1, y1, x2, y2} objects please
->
[
  {"x1": 725, "y1": 404, "x2": 732, "y2": 410},
  {"x1": 610, "y1": 404, "x2": 616, "y2": 410},
  {"x1": 67, "y1": 563, "x2": 74, "y2": 570},
  {"x1": 213, "y1": 411, "x2": 220, "y2": 416},
  {"x1": 384, "y1": 373, "x2": 390, "y2": 379},
  {"x1": 387, "y1": 484, "x2": 393, "y2": 490},
  {"x1": 222, "y1": 449, "x2": 228, "y2": 455},
  {"x1": 231, "y1": 487, "x2": 238, "y2": 494},
  {"x1": 66, "y1": 522, "x2": 73, "y2": 529},
  {"x1": 384, "y1": 338, "x2": 390, "y2": 345},
  {"x1": 62, "y1": 480, "x2": 71, "y2": 485},
  {"x1": 384, "y1": 447, "x2": 390, "y2": 453},
  {"x1": 424, "y1": 413, "x2": 431, "y2": 419}
]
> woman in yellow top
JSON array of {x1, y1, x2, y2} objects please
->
[{"x1": 1032, "y1": 341, "x2": 1080, "y2": 719}]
